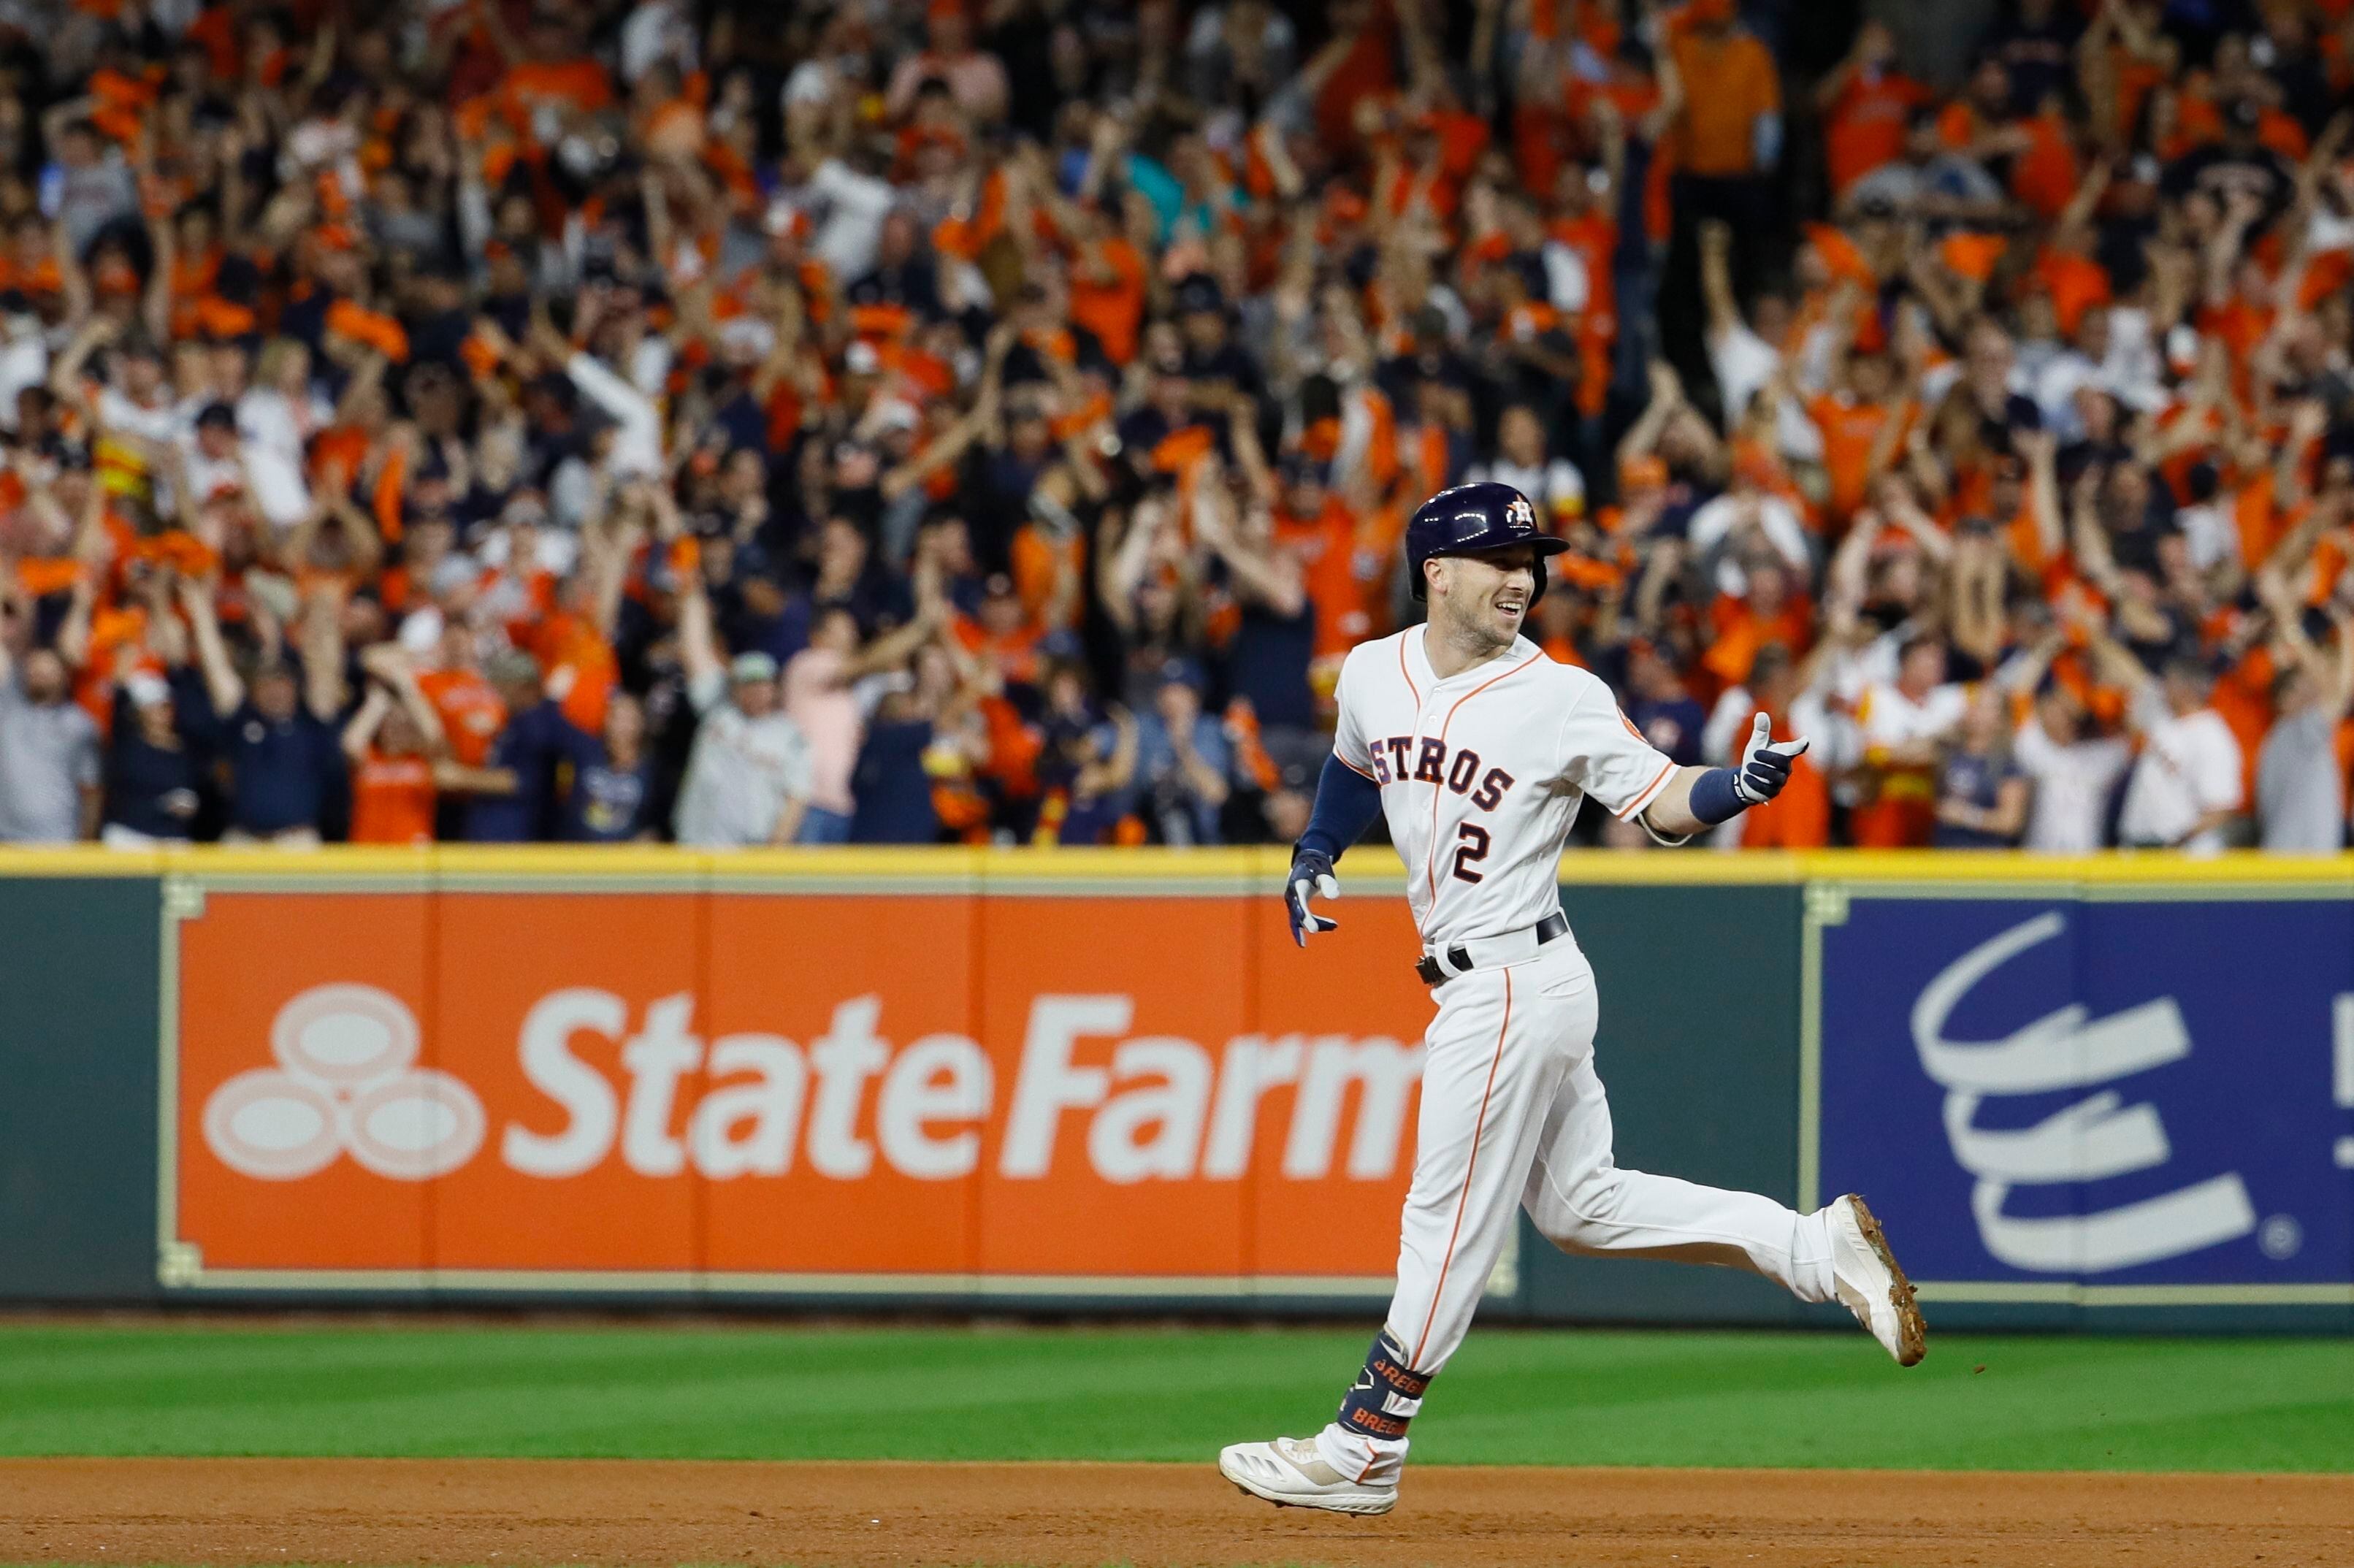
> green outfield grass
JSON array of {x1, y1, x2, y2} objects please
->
[{"x1": 0, "y1": 1321, "x2": 2346, "y2": 1472}]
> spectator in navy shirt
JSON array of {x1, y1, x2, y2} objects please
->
[
  {"x1": 459, "y1": 650, "x2": 600, "y2": 843},
  {"x1": 1132, "y1": 668, "x2": 1231, "y2": 845},
  {"x1": 1935, "y1": 687, "x2": 2030, "y2": 848},
  {"x1": 102, "y1": 670, "x2": 205, "y2": 846},
  {"x1": 182, "y1": 581, "x2": 345, "y2": 846},
  {"x1": 561, "y1": 692, "x2": 660, "y2": 842},
  {"x1": 849, "y1": 643, "x2": 968, "y2": 845},
  {"x1": 1624, "y1": 641, "x2": 1709, "y2": 765},
  {"x1": 1198, "y1": 465, "x2": 1315, "y2": 736},
  {"x1": 1036, "y1": 661, "x2": 1139, "y2": 845},
  {"x1": 849, "y1": 707, "x2": 941, "y2": 843}
]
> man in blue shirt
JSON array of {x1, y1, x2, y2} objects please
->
[
  {"x1": 182, "y1": 581, "x2": 344, "y2": 845},
  {"x1": 1624, "y1": 640, "x2": 1709, "y2": 768},
  {"x1": 1131, "y1": 666, "x2": 1231, "y2": 845},
  {"x1": 102, "y1": 670, "x2": 205, "y2": 844}
]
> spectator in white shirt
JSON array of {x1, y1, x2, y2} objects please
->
[
  {"x1": 806, "y1": 153, "x2": 899, "y2": 281},
  {"x1": 53, "y1": 320, "x2": 179, "y2": 448},
  {"x1": 2085, "y1": 302, "x2": 2168, "y2": 416},
  {"x1": 672, "y1": 573, "x2": 813, "y2": 848},
  {"x1": 42, "y1": 115, "x2": 138, "y2": 254},
  {"x1": 2167, "y1": 460, "x2": 2242, "y2": 582},
  {"x1": 2117, "y1": 652, "x2": 2244, "y2": 854},
  {"x1": 1997, "y1": 627, "x2": 2133, "y2": 853},
  {"x1": 237, "y1": 338, "x2": 335, "y2": 468},
  {"x1": 1688, "y1": 457, "x2": 1814, "y2": 596},
  {"x1": 0, "y1": 629, "x2": 100, "y2": 843},
  {"x1": 2025, "y1": 297, "x2": 2104, "y2": 440},
  {"x1": 1468, "y1": 404, "x2": 1585, "y2": 529},
  {"x1": 180, "y1": 400, "x2": 310, "y2": 530},
  {"x1": 1853, "y1": 634, "x2": 1969, "y2": 846},
  {"x1": 0, "y1": 306, "x2": 47, "y2": 424},
  {"x1": 2012, "y1": 289, "x2": 2073, "y2": 410},
  {"x1": 1700, "y1": 218, "x2": 1784, "y2": 430},
  {"x1": 2255, "y1": 600, "x2": 2354, "y2": 854},
  {"x1": 554, "y1": 335, "x2": 664, "y2": 480},
  {"x1": 619, "y1": 0, "x2": 698, "y2": 85},
  {"x1": 2014, "y1": 685, "x2": 2132, "y2": 852}
]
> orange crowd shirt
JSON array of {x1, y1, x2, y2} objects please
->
[
  {"x1": 418, "y1": 668, "x2": 508, "y2": 768},
  {"x1": 348, "y1": 750, "x2": 437, "y2": 845},
  {"x1": 1807, "y1": 391, "x2": 1910, "y2": 523},
  {"x1": 1273, "y1": 499, "x2": 1365, "y2": 659},
  {"x1": 1823, "y1": 69, "x2": 1928, "y2": 196},
  {"x1": 501, "y1": 58, "x2": 615, "y2": 121},
  {"x1": 1670, "y1": 26, "x2": 1780, "y2": 177},
  {"x1": 1066, "y1": 237, "x2": 1147, "y2": 367}
]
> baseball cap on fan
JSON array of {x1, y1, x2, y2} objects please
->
[
  {"x1": 1150, "y1": 656, "x2": 1206, "y2": 695},
  {"x1": 486, "y1": 649, "x2": 543, "y2": 691},
  {"x1": 1174, "y1": 273, "x2": 1226, "y2": 318},
  {"x1": 718, "y1": 315, "x2": 776, "y2": 364},
  {"x1": 1280, "y1": 451, "x2": 1331, "y2": 493},
  {"x1": 730, "y1": 651, "x2": 780, "y2": 686}
]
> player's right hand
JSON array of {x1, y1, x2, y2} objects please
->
[{"x1": 1287, "y1": 849, "x2": 1340, "y2": 948}]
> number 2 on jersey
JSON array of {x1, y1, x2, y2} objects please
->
[{"x1": 1451, "y1": 823, "x2": 1491, "y2": 884}]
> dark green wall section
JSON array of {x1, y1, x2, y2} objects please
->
[
  {"x1": 1506, "y1": 883, "x2": 1824, "y2": 1327},
  {"x1": 0, "y1": 877, "x2": 161, "y2": 1300}
]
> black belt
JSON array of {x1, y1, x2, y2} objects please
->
[{"x1": 1415, "y1": 911, "x2": 1568, "y2": 986}]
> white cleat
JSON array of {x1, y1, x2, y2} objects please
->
[
  {"x1": 1824, "y1": 1194, "x2": 1927, "y2": 1366},
  {"x1": 1218, "y1": 1436, "x2": 1398, "y2": 1515}
]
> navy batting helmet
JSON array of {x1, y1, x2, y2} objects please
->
[{"x1": 1405, "y1": 481, "x2": 1570, "y2": 603}]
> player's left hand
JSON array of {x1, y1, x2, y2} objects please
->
[
  {"x1": 1731, "y1": 713, "x2": 1811, "y2": 806},
  {"x1": 1287, "y1": 848, "x2": 1340, "y2": 947}
]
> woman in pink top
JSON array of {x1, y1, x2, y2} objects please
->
[{"x1": 784, "y1": 606, "x2": 942, "y2": 843}]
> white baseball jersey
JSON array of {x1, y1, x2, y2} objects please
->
[{"x1": 1331, "y1": 630, "x2": 1680, "y2": 946}]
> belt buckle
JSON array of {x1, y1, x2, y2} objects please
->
[{"x1": 1416, "y1": 945, "x2": 1472, "y2": 986}]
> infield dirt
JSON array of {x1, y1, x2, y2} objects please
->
[{"x1": 6, "y1": 1458, "x2": 2351, "y2": 1567}]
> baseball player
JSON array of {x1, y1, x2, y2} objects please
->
[{"x1": 1218, "y1": 482, "x2": 1926, "y2": 1517}]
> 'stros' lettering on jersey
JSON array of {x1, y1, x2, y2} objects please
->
[{"x1": 1369, "y1": 737, "x2": 1516, "y2": 811}]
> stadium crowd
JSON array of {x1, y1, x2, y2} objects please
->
[{"x1": 0, "y1": 0, "x2": 2352, "y2": 852}]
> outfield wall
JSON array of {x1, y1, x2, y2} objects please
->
[{"x1": 0, "y1": 849, "x2": 2347, "y2": 1333}]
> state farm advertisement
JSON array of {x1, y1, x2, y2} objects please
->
[{"x1": 171, "y1": 888, "x2": 1437, "y2": 1289}]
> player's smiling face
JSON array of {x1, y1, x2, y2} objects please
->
[{"x1": 1433, "y1": 546, "x2": 1540, "y2": 643}]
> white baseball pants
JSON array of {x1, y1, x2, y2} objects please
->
[{"x1": 1315, "y1": 935, "x2": 1838, "y2": 1483}]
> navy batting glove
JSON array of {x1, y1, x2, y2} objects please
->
[
  {"x1": 1287, "y1": 848, "x2": 1340, "y2": 947},
  {"x1": 1730, "y1": 712, "x2": 1811, "y2": 806}
]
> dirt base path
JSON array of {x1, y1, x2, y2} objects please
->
[{"x1": 5, "y1": 1458, "x2": 2350, "y2": 1567}]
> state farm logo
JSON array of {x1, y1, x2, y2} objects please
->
[
  {"x1": 196, "y1": 987, "x2": 1420, "y2": 1188},
  {"x1": 201, "y1": 984, "x2": 487, "y2": 1181},
  {"x1": 499, "y1": 991, "x2": 1420, "y2": 1185}
]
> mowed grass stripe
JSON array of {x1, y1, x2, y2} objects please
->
[{"x1": 0, "y1": 1324, "x2": 2345, "y2": 1471}]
